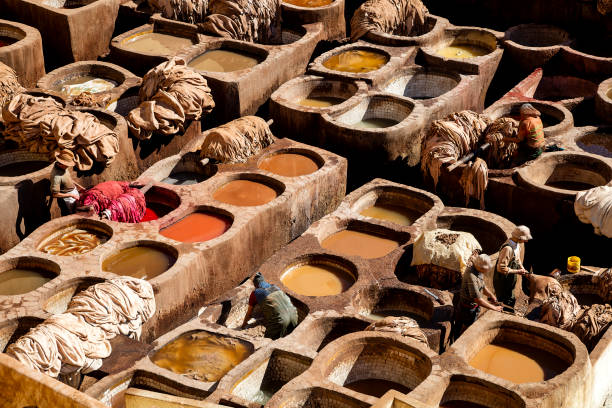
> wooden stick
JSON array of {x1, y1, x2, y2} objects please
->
[
  {"x1": 266, "y1": 119, "x2": 274, "y2": 126},
  {"x1": 447, "y1": 143, "x2": 491, "y2": 172}
]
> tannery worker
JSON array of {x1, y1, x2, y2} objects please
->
[
  {"x1": 241, "y1": 272, "x2": 299, "y2": 339},
  {"x1": 454, "y1": 254, "x2": 502, "y2": 339},
  {"x1": 493, "y1": 225, "x2": 531, "y2": 308},
  {"x1": 502, "y1": 103, "x2": 545, "y2": 163},
  {"x1": 50, "y1": 151, "x2": 85, "y2": 216}
]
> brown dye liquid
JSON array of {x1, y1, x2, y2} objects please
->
[
  {"x1": 436, "y1": 44, "x2": 491, "y2": 59},
  {"x1": 151, "y1": 331, "x2": 253, "y2": 382},
  {"x1": 322, "y1": 50, "x2": 389, "y2": 73},
  {"x1": 56, "y1": 75, "x2": 116, "y2": 96},
  {"x1": 160, "y1": 212, "x2": 231, "y2": 243},
  {"x1": 344, "y1": 379, "x2": 411, "y2": 398},
  {"x1": 353, "y1": 118, "x2": 399, "y2": 128},
  {"x1": 469, "y1": 342, "x2": 567, "y2": 383},
  {"x1": 0, "y1": 269, "x2": 54, "y2": 295},
  {"x1": 440, "y1": 401, "x2": 488, "y2": 408},
  {"x1": 607, "y1": 88, "x2": 612, "y2": 100},
  {"x1": 213, "y1": 180, "x2": 278, "y2": 206},
  {"x1": 359, "y1": 204, "x2": 419, "y2": 226},
  {"x1": 122, "y1": 32, "x2": 193, "y2": 55},
  {"x1": 281, "y1": 263, "x2": 355, "y2": 296},
  {"x1": 546, "y1": 181, "x2": 595, "y2": 191},
  {"x1": 0, "y1": 161, "x2": 50, "y2": 177},
  {"x1": 102, "y1": 246, "x2": 175, "y2": 280},
  {"x1": 0, "y1": 36, "x2": 17, "y2": 47},
  {"x1": 321, "y1": 230, "x2": 399, "y2": 259},
  {"x1": 40, "y1": 228, "x2": 108, "y2": 256},
  {"x1": 298, "y1": 96, "x2": 345, "y2": 108},
  {"x1": 283, "y1": 0, "x2": 332, "y2": 6},
  {"x1": 258, "y1": 153, "x2": 319, "y2": 177},
  {"x1": 188, "y1": 49, "x2": 261, "y2": 72}
]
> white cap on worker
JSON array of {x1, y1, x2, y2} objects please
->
[
  {"x1": 473, "y1": 254, "x2": 493, "y2": 272},
  {"x1": 511, "y1": 225, "x2": 532, "y2": 241},
  {"x1": 520, "y1": 103, "x2": 541, "y2": 117}
]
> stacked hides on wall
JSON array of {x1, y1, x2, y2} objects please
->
[
  {"x1": 147, "y1": 0, "x2": 209, "y2": 23},
  {"x1": 199, "y1": 0, "x2": 282, "y2": 44},
  {"x1": 127, "y1": 58, "x2": 214, "y2": 140},
  {"x1": 6, "y1": 277, "x2": 155, "y2": 378},
  {"x1": 350, "y1": 0, "x2": 429, "y2": 41},
  {"x1": 199, "y1": 115, "x2": 274, "y2": 163},
  {"x1": 575, "y1": 186, "x2": 612, "y2": 238},
  {"x1": 365, "y1": 316, "x2": 429, "y2": 347}
]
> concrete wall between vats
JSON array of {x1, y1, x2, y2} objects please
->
[{"x1": 0, "y1": 353, "x2": 108, "y2": 408}]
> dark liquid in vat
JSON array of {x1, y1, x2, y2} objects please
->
[
  {"x1": 344, "y1": 379, "x2": 411, "y2": 398},
  {"x1": 0, "y1": 161, "x2": 50, "y2": 177}
]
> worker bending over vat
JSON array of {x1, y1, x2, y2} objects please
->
[
  {"x1": 494, "y1": 225, "x2": 532, "y2": 308},
  {"x1": 50, "y1": 151, "x2": 86, "y2": 216},
  {"x1": 501, "y1": 103, "x2": 545, "y2": 164},
  {"x1": 454, "y1": 254, "x2": 502, "y2": 338},
  {"x1": 242, "y1": 272, "x2": 298, "y2": 339}
]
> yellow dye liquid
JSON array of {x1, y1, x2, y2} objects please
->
[
  {"x1": 469, "y1": 342, "x2": 567, "y2": 383},
  {"x1": 436, "y1": 44, "x2": 491, "y2": 59},
  {"x1": 0, "y1": 269, "x2": 54, "y2": 295},
  {"x1": 359, "y1": 204, "x2": 417, "y2": 226},
  {"x1": 298, "y1": 96, "x2": 345, "y2": 108},
  {"x1": 40, "y1": 229, "x2": 107, "y2": 256},
  {"x1": 321, "y1": 230, "x2": 399, "y2": 259},
  {"x1": 322, "y1": 50, "x2": 389, "y2": 73},
  {"x1": 281, "y1": 263, "x2": 355, "y2": 296},
  {"x1": 151, "y1": 331, "x2": 253, "y2": 382}
]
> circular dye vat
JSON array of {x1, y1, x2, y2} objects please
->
[
  {"x1": 344, "y1": 379, "x2": 410, "y2": 398},
  {"x1": 321, "y1": 230, "x2": 399, "y2": 259},
  {"x1": 545, "y1": 180, "x2": 596, "y2": 191},
  {"x1": 188, "y1": 49, "x2": 262, "y2": 72},
  {"x1": 258, "y1": 153, "x2": 319, "y2": 177},
  {"x1": 441, "y1": 402, "x2": 488, "y2": 408},
  {"x1": 56, "y1": 76, "x2": 116, "y2": 97},
  {"x1": 0, "y1": 36, "x2": 17, "y2": 47},
  {"x1": 298, "y1": 96, "x2": 345, "y2": 108},
  {"x1": 352, "y1": 118, "x2": 399, "y2": 128},
  {"x1": 162, "y1": 172, "x2": 208, "y2": 186},
  {"x1": 151, "y1": 331, "x2": 253, "y2": 382},
  {"x1": 359, "y1": 204, "x2": 419, "y2": 226},
  {"x1": 281, "y1": 262, "x2": 355, "y2": 296},
  {"x1": 0, "y1": 161, "x2": 50, "y2": 177},
  {"x1": 102, "y1": 246, "x2": 176, "y2": 280},
  {"x1": 160, "y1": 212, "x2": 231, "y2": 243},
  {"x1": 283, "y1": 0, "x2": 332, "y2": 6},
  {"x1": 469, "y1": 342, "x2": 567, "y2": 383},
  {"x1": 213, "y1": 180, "x2": 278, "y2": 207},
  {"x1": 122, "y1": 32, "x2": 193, "y2": 55},
  {"x1": 40, "y1": 228, "x2": 109, "y2": 256},
  {"x1": 436, "y1": 43, "x2": 491, "y2": 59},
  {"x1": 0, "y1": 269, "x2": 55, "y2": 296},
  {"x1": 322, "y1": 49, "x2": 389, "y2": 73}
]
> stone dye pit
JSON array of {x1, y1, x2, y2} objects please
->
[
  {"x1": 160, "y1": 212, "x2": 232, "y2": 243},
  {"x1": 188, "y1": 49, "x2": 263, "y2": 73},
  {"x1": 322, "y1": 49, "x2": 390, "y2": 73},
  {"x1": 151, "y1": 331, "x2": 254, "y2": 382},
  {"x1": 101, "y1": 244, "x2": 177, "y2": 280},
  {"x1": 280, "y1": 257, "x2": 357, "y2": 296},
  {"x1": 121, "y1": 32, "x2": 194, "y2": 56}
]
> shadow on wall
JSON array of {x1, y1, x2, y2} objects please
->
[
  {"x1": 132, "y1": 133, "x2": 176, "y2": 161},
  {"x1": 15, "y1": 179, "x2": 53, "y2": 242}
]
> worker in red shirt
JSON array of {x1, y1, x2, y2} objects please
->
[{"x1": 502, "y1": 103, "x2": 546, "y2": 164}]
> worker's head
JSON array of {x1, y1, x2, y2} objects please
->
[
  {"x1": 519, "y1": 103, "x2": 541, "y2": 119},
  {"x1": 473, "y1": 254, "x2": 493, "y2": 274},
  {"x1": 511, "y1": 225, "x2": 532, "y2": 243},
  {"x1": 54, "y1": 150, "x2": 74, "y2": 169},
  {"x1": 253, "y1": 272, "x2": 270, "y2": 289}
]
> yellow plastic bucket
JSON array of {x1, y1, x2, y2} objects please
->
[{"x1": 567, "y1": 256, "x2": 581, "y2": 274}]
